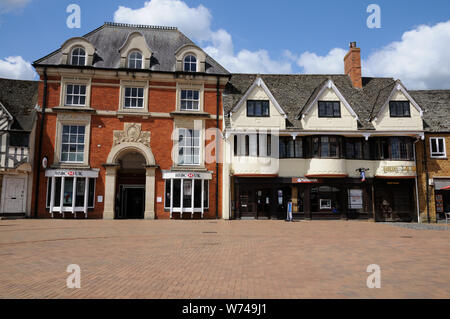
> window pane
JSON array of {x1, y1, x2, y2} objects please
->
[
  {"x1": 63, "y1": 178, "x2": 73, "y2": 207},
  {"x1": 295, "y1": 139, "x2": 302, "y2": 158},
  {"x1": 183, "y1": 180, "x2": 192, "y2": 207},
  {"x1": 194, "y1": 180, "x2": 202, "y2": 208},
  {"x1": 54, "y1": 178, "x2": 61, "y2": 207},
  {"x1": 204, "y1": 180, "x2": 209, "y2": 208},
  {"x1": 173, "y1": 179, "x2": 181, "y2": 208},
  {"x1": 165, "y1": 180, "x2": 171, "y2": 209},
  {"x1": 75, "y1": 178, "x2": 85, "y2": 207},
  {"x1": 88, "y1": 178, "x2": 95, "y2": 208}
]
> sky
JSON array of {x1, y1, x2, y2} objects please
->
[{"x1": 0, "y1": 0, "x2": 449, "y2": 89}]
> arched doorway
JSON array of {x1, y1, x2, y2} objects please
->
[
  {"x1": 116, "y1": 151, "x2": 146, "y2": 219},
  {"x1": 103, "y1": 123, "x2": 157, "y2": 220}
]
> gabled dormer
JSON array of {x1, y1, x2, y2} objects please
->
[
  {"x1": 60, "y1": 37, "x2": 96, "y2": 66},
  {"x1": 372, "y1": 81, "x2": 424, "y2": 131},
  {"x1": 229, "y1": 77, "x2": 287, "y2": 129},
  {"x1": 118, "y1": 31, "x2": 152, "y2": 69},
  {"x1": 297, "y1": 79, "x2": 358, "y2": 131}
]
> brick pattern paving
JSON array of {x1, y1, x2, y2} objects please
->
[{"x1": 0, "y1": 220, "x2": 449, "y2": 299}]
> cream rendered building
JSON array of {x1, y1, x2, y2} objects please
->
[{"x1": 222, "y1": 44, "x2": 426, "y2": 222}]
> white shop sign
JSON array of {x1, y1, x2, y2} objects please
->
[
  {"x1": 162, "y1": 171, "x2": 212, "y2": 180},
  {"x1": 349, "y1": 189, "x2": 363, "y2": 209},
  {"x1": 45, "y1": 169, "x2": 100, "y2": 178}
]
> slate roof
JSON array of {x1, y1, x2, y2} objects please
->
[
  {"x1": 34, "y1": 22, "x2": 229, "y2": 76},
  {"x1": 410, "y1": 90, "x2": 450, "y2": 132},
  {"x1": 223, "y1": 74, "x2": 396, "y2": 130},
  {"x1": 0, "y1": 78, "x2": 38, "y2": 131}
]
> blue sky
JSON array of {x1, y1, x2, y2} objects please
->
[{"x1": 0, "y1": 0, "x2": 449, "y2": 89}]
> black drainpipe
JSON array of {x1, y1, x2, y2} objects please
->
[
  {"x1": 215, "y1": 76, "x2": 220, "y2": 219},
  {"x1": 33, "y1": 68, "x2": 48, "y2": 218},
  {"x1": 423, "y1": 138, "x2": 431, "y2": 223}
]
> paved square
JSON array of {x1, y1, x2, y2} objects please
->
[{"x1": 0, "y1": 219, "x2": 449, "y2": 299}]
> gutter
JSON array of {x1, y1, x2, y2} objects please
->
[
  {"x1": 423, "y1": 138, "x2": 431, "y2": 223},
  {"x1": 33, "y1": 68, "x2": 48, "y2": 218},
  {"x1": 215, "y1": 76, "x2": 220, "y2": 219}
]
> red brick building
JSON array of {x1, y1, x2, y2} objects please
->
[{"x1": 32, "y1": 22, "x2": 230, "y2": 219}]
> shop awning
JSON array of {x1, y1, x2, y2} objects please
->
[{"x1": 434, "y1": 179, "x2": 450, "y2": 190}]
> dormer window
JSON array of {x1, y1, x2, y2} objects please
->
[
  {"x1": 71, "y1": 47, "x2": 86, "y2": 66},
  {"x1": 128, "y1": 51, "x2": 143, "y2": 69},
  {"x1": 184, "y1": 55, "x2": 197, "y2": 72},
  {"x1": 318, "y1": 101, "x2": 341, "y2": 118},
  {"x1": 389, "y1": 101, "x2": 411, "y2": 117},
  {"x1": 247, "y1": 100, "x2": 269, "y2": 117}
]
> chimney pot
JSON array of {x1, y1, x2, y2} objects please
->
[{"x1": 350, "y1": 41, "x2": 357, "y2": 48}]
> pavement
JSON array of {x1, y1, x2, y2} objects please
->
[{"x1": 0, "y1": 219, "x2": 449, "y2": 299}]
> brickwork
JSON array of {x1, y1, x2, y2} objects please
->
[
  {"x1": 33, "y1": 76, "x2": 225, "y2": 220},
  {"x1": 416, "y1": 133, "x2": 450, "y2": 222}
]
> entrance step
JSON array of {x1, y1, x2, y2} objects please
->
[{"x1": 0, "y1": 213, "x2": 26, "y2": 220}]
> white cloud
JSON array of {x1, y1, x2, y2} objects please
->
[
  {"x1": 0, "y1": 56, "x2": 37, "y2": 80},
  {"x1": 113, "y1": 0, "x2": 291, "y2": 74},
  {"x1": 364, "y1": 20, "x2": 450, "y2": 90},
  {"x1": 0, "y1": 0, "x2": 31, "y2": 13},
  {"x1": 293, "y1": 21, "x2": 450, "y2": 89},
  {"x1": 296, "y1": 48, "x2": 347, "y2": 74}
]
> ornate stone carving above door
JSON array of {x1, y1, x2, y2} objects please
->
[{"x1": 113, "y1": 123, "x2": 151, "y2": 148}]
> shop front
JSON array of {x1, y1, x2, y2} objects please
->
[
  {"x1": 373, "y1": 178, "x2": 416, "y2": 222},
  {"x1": 163, "y1": 171, "x2": 212, "y2": 219},
  {"x1": 434, "y1": 178, "x2": 450, "y2": 221},
  {"x1": 233, "y1": 177, "x2": 373, "y2": 220},
  {"x1": 45, "y1": 169, "x2": 99, "y2": 218}
]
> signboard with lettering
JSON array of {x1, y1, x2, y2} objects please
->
[
  {"x1": 291, "y1": 177, "x2": 320, "y2": 184},
  {"x1": 162, "y1": 171, "x2": 212, "y2": 180},
  {"x1": 45, "y1": 169, "x2": 99, "y2": 178},
  {"x1": 436, "y1": 194, "x2": 444, "y2": 213},
  {"x1": 382, "y1": 166, "x2": 416, "y2": 174},
  {"x1": 349, "y1": 189, "x2": 363, "y2": 209}
]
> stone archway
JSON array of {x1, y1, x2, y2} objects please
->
[{"x1": 103, "y1": 123, "x2": 157, "y2": 220}]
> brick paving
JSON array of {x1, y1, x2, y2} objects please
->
[{"x1": 0, "y1": 219, "x2": 449, "y2": 299}]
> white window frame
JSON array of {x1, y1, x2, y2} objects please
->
[
  {"x1": 180, "y1": 89, "x2": 200, "y2": 111},
  {"x1": 176, "y1": 83, "x2": 204, "y2": 112},
  {"x1": 183, "y1": 54, "x2": 197, "y2": 72},
  {"x1": 178, "y1": 128, "x2": 201, "y2": 166},
  {"x1": 65, "y1": 84, "x2": 87, "y2": 107},
  {"x1": 60, "y1": 125, "x2": 86, "y2": 164},
  {"x1": 128, "y1": 51, "x2": 143, "y2": 69},
  {"x1": 46, "y1": 177, "x2": 96, "y2": 209},
  {"x1": 54, "y1": 113, "x2": 91, "y2": 167},
  {"x1": 70, "y1": 47, "x2": 87, "y2": 66},
  {"x1": 430, "y1": 137, "x2": 447, "y2": 158},
  {"x1": 60, "y1": 77, "x2": 91, "y2": 109},
  {"x1": 119, "y1": 80, "x2": 149, "y2": 113},
  {"x1": 123, "y1": 87, "x2": 145, "y2": 109}
]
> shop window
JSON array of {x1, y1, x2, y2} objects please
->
[
  {"x1": 247, "y1": 100, "x2": 270, "y2": 117},
  {"x1": 46, "y1": 177, "x2": 95, "y2": 210},
  {"x1": 310, "y1": 185, "x2": 342, "y2": 213},
  {"x1": 318, "y1": 101, "x2": 341, "y2": 118},
  {"x1": 164, "y1": 179, "x2": 209, "y2": 210},
  {"x1": 430, "y1": 137, "x2": 446, "y2": 158},
  {"x1": 178, "y1": 128, "x2": 200, "y2": 165}
]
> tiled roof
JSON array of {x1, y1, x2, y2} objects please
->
[
  {"x1": 0, "y1": 78, "x2": 38, "y2": 131},
  {"x1": 34, "y1": 22, "x2": 229, "y2": 76},
  {"x1": 223, "y1": 74, "x2": 396, "y2": 130},
  {"x1": 410, "y1": 90, "x2": 450, "y2": 132}
]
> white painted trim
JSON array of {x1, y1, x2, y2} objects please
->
[
  {"x1": 298, "y1": 79, "x2": 358, "y2": 120},
  {"x1": 429, "y1": 137, "x2": 447, "y2": 159},
  {"x1": 0, "y1": 102, "x2": 14, "y2": 123},
  {"x1": 375, "y1": 81, "x2": 424, "y2": 120},
  {"x1": 231, "y1": 76, "x2": 287, "y2": 119}
]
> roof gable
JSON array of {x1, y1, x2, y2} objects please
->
[
  {"x1": 297, "y1": 79, "x2": 358, "y2": 120},
  {"x1": 231, "y1": 76, "x2": 287, "y2": 119}
]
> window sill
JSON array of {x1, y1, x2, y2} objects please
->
[
  {"x1": 171, "y1": 165, "x2": 208, "y2": 172},
  {"x1": 53, "y1": 106, "x2": 95, "y2": 113},
  {"x1": 430, "y1": 156, "x2": 448, "y2": 160},
  {"x1": 170, "y1": 111, "x2": 211, "y2": 118},
  {"x1": 50, "y1": 163, "x2": 91, "y2": 169}
]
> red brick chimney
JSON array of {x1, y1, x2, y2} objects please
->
[{"x1": 344, "y1": 42, "x2": 362, "y2": 88}]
